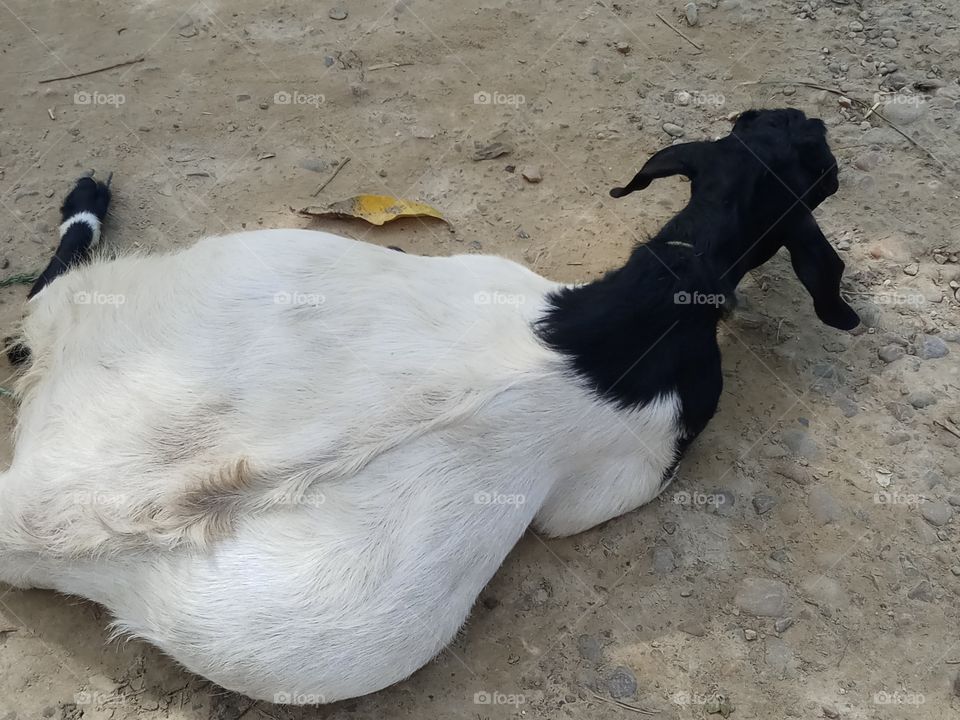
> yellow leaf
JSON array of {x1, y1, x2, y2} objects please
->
[{"x1": 299, "y1": 195, "x2": 448, "y2": 226}]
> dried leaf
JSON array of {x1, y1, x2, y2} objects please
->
[{"x1": 299, "y1": 195, "x2": 448, "y2": 226}]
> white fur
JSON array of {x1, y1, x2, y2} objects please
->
[
  {"x1": 58, "y1": 211, "x2": 102, "y2": 246},
  {"x1": 0, "y1": 229, "x2": 681, "y2": 702}
]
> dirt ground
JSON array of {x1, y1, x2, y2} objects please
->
[{"x1": 1, "y1": 0, "x2": 959, "y2": 718}]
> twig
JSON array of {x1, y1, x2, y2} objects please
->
[
  {"x1": 47, "y1": 108, "x2": 55, "y2": 120},
  {"x1": 0, "y1": 271, "x2": 39, "y2": 287},
  {"x1": 655, "y1": 12, "x2": 702, "y2": 51},
  {"x1": 934, "y1": 419, "x2": 960, "y2": 440},
  {"x1": 591, "y1": 692, "x2": 660, "y2": 715},
  {"x1": 738, "y1": 80, "x2": 944, "y2": 165},
  {"x1": 312, "y1": 157, "x2": 351, "y2": 197},
  {"x1": 39, "y1": 56, "x2": 145, "y2": 84},
  {"x1": 368, "y1": 61, "x2": 414, "y2": 71}
]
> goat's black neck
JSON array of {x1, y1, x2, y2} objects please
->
[{"x1": 537, "y1": 199, "x2": 745, "y2": 442}]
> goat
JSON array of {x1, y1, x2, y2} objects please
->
[{"x1": 0, "y1": 108, "x2": 858, "y2": 704}]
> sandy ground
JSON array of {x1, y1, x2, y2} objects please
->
[{"x1": 1, "y1": 0, "x2": 960, "y2": 718}]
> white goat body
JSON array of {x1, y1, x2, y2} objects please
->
[{"x1": 1, "y1": 230, "x2": 680, "y2": 701}]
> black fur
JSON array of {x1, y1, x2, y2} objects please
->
[
  {"x1": 538, "y1": 108, "x2": 858, "y2": 463},
  {"x1": 6, "y1": 176, "x2": 112, "y2": 368},
  {"x1": 28, "y1": 176, "x2": 112, "y2": 300}
]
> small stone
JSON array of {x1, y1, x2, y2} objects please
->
[
  {"x1": 886, "y1": 431, "x2": 911, "y2": 445},
  {"x1": 743, "y1": 628, "x2": 758, "y2": 640},
  {"x1": 774, "y1": 617, "x2": 795, "y2": 633},
  {"x1": 662, "y1": 122, "x2": 685, "y2": 137},
  {"x1": 258, "y1": 102, "x2": 270, "y2": 110},
  {"x1": 675, "y1": 90, "x2": 691, "y2": 106},
  {"x1": 520, "y1": 165, "x2": 543, "y2": 183},
  {"x1": 734, "y1": 577, "x2": 789, "y2": 617},
  {"x1": 880, "y1": 37, "x2": 898, "y2": 48},
  {"x1": 574, "y1": 33, "x2": 589, "y2": 44},
  {"x1": 878, "y1": 345, "x2": 905, "y2": 363},
  {"x1": 951, "y1": 567, "x2": 960, "y2": 577},
  {"x1": 917, "y1": 335, "x2": 949, "y2": 360},
  {"x1": 685, "y1": 2, "x2": 699, "y2": 26},
  {"x1": 577, "y1": 634, "x2": 604, "y2": 662},
  {"x1": 328, "y1": 7, "x2": 348, "y2": 20},
  {"x1": 679, "y1": 618, "x2": 706, "y2": 636},
  {"x1": 921, "y1": 501, "x2": 953, "y2": 527},
  {"x1": 411, "y1": 125, "x2": 437, "y2": 139},
  {"x1": 887, "y1": 401, "x2": 915, "y2": 422},
  {"x1": 605, "y1": 666, "x2": 638, "y2": 699},
  {"x1": 662, "y1": 521, "x2": 678, "y2": 535},
  {"x1": 849, "y1": 20, "x2": 863, "y2": 31},
  {"x1": 904, "y1": 263, "x2": 919, "y2": 276},
  {"x1": 652, "y1": 546, "x2": 676, "y2": 574},
  {"x1": 822, "y1": 706, "x2": 840, "y2": 719},
  {"x1": 909, "y1": 391, "x2": 937, "y2": 409},
  {"x1": 615, "y1": 41, "x2": 630, "y2": 54},
  {"x1": 753, "y1": 494, "x2": 777, "y2": 515},
  {"x1": 908, "y1": 580, "x2": 934, "y2": 602}
]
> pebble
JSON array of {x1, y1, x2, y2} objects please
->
[
  {"x1": 774, "y1": 617, "x2": 795, "y2": 633},
  {"x1": 743, "y1": 628, "x2": 758, "y2": 640},
  {"x1": 752, "y1": 495, "x2": 776, "y2": 515},
  {"x1": 903, "y1": 263, "x2": 919, "y2": 276},
  {"x1": 615, "y1": 41, "x2": 630, "y2": 54},
  {"x1": 849, "y1": 20, "x2": 863, "y2": 31},
  {"x1": 652, "y1": 546, "x2": 677, "y2": 574},
  {"x1": 908, "y1": 391, "x2": 936, "y2": 409},
  {"x1": 886, "y1": 431, "x2": 911, "y2": 445},
  {"x1": 685, "y1": 2, "x2": 699, "y2": 26},
  {"x1": 917, "y1": 335, "x2": 949, "y2": 359},
  {"x1": 521, "y1": 165, "x2": 543, "y2": 183},
  {"x1": 577, "y1": 634, "x2": 604, "y2": 662},
  {"x1": 880, "y1": 37, "x2": 898, "y2": 48},
  {"x1": 881, "y1": 99, "x2": 927, "y2": 125},
  {"x1": 886, "y1": 401, "x2": 914, "y2": 423},
  {"x1": 822, "y1": 706, "x2": 840, "y2": 719},
  {"x1": 808, "y1": 486, "x2": 841, "y2": 525},
  {"x1": 878, "y1": 345, "x2": 905, "y2": 363},
  {"x1": 734, "y1": 577, "x2": 789, "y2": 617},
  {"x1": 662, "y1": 122, "x2": 685, "y2": 137},
  {"x1": 921, "y1": 501, "x2": 953, "y2": 527},
  {"x1": 605, "y1": 666, "x2": 638, "y2": 699},
  {"x1": 908, "y1": 580, "x2": 934, "y2": 602},
  {"x1": 328, "y1": 7, "x2": 348, "y2": 20}
]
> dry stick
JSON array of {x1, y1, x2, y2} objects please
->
[
  {"x1": 738, "y1": 80, "x2": 944, "y2": 166},
  {"x1": 590, "y1": 692, "x2": 660, "y2": 715},
  {"x1": 312, "y1": 157, "x2": 352, "y2": 197},
  {"x1": 39, "y1": 56, "x2": 145, "y2": 84},
  {"x1": 368, "y1": 61, "x2": 414, "y2": 71},
  {"x1": 934, "y1": 419, "x2": 960, "y2": 440},
  {"x1": 655, "y1": 12, "x2": 703, "y2": 51}
]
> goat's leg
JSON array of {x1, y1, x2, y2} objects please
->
[
  {"x1": 5, "y1": 175, "x2": 112, "y2": 367},
  {"x1": 28, "y1": 174, "x2": 112, "y2": 299}
]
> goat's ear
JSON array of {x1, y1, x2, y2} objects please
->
[
  {"x1": 785, "y1": 212, "x2": 860, "y2": 331},
  {"x1": 609, "y1": 141, "x2": 711, "y2": 198}
]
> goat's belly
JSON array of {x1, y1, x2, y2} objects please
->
[{"x1": 96, "y1": 500, "x2": 537, "y2": 703}]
